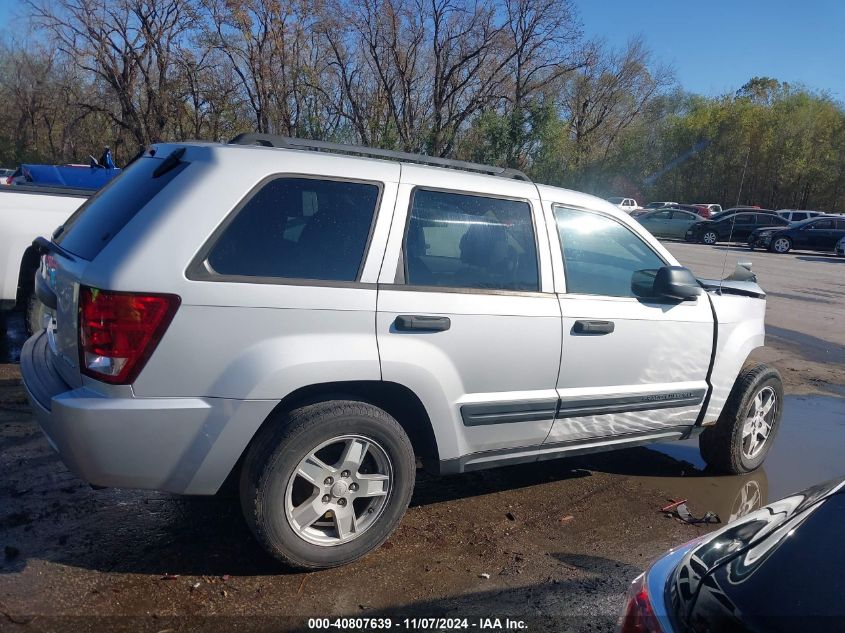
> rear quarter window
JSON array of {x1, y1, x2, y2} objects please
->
[
  {"x1": 198, "y1": 177, "x2": 380, "y2": 282},
  {"x1": 55, "y1": 155, "x2": 188, "y2": 260}
]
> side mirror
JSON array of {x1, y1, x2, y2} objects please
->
[{"x1": 632, "y1": 266, "x2": 701, "y2": 301}]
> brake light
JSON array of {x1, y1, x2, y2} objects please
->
[
  {"x1": 78, "y1": 286, "x2": 180, "y2": 384},
  {"x1": 619, "y1": 573, "x2": 663, "y2": 633}
]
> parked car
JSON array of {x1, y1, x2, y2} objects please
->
[
  {"x1": 748, "y1": 215, "x2": 845, "y2": 253},
  {"x1": 678, "y1": 203, "x2": 711, "y2": 219},
  {"x1": 836, "y1": 235, "x2": 845, "y2": 257},
  {"x1": 644, "y1": 201, "x2": 679, "y2": 210},
  {"x1": 608, "y1": 196, "x2": 639, "y2": 212},
  {"x1": 686, "y1": 211, "x2": 789, "y2": 244},
  {"x1": 619, "y1": 478, "x2": 845, "y2": 633},
  {"x1": 0, "y1": 168, "x2": 14, "y2": 184},
  {"x1": 21, "y1": 134, "x2": 781, "y2": 570},
  {"x1": 636, "y1": 208, "x2": 701, "y2": 239},
  {"x1": 776, "y1": 209, "x2": 823, "y2": 222},
  {"x1": 0, "y1": 185, "x2": 89, "y2": 334},
  {"x1": 719, "y1": 207, "x2": 775, "y2": 216},
  {"x1": 694, "y1": 203, "x2": 723, "y2": 215}
]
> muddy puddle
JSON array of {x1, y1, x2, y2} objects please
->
[{"x1": 630, "y1": 394, "x2": 845, "y2": 523}]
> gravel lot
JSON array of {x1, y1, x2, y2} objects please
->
[{"x1": 0, "y1": 241, "x2": 843, "y2": 632}]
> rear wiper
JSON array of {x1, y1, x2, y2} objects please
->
[{"x1": 152, "y1": 147, "x2": 186, "y2": 178}]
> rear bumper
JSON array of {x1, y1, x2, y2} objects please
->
[{"x1": 20, "y1": 331, "x2": 277, "y2": 494}]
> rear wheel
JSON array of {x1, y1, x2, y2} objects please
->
[
  {"x1": 240, "y1": 400, "x2": 415, "y2": 570},
  {"x1": 701, "y1": 230, "x2": 718, "y2": 245},
  {"x1": 700, "y1": 364, "x2": 784, "y2": 474},
  {"x1": 770, "y1": 236, "x2": 792, "y2": 254}
]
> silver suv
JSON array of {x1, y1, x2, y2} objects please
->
[{"x1": 22, "y1": 135, "x2": 783, "y2": 569}]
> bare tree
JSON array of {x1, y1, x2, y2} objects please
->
[{"x1": 29, "y1": 0, "x2": 197, "y2": 150}]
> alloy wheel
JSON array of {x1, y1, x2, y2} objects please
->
[
  {"x1": 703, "y1": 231, "x2": 717, "y2": 245},
  {"x1": 773, "y1": 238, "x2": 791, "y2": 253},
  {"x1": 285, "y1": 434, "x2": 392, "y2": 546},
  {"x1": 741, "y1": 386, "x2": 778, "y2": 460}
]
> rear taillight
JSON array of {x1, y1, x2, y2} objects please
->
[
  {"x1": 619, "y1": 573, "x2": 663, "y2": 633},
  {"x1": 78, "y1": 286, "x2": 180, "y2": 385}
]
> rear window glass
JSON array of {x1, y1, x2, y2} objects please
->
[
  {"x1": 204, "y1": 177, "x2": 380, "y2": 282},
  {"x1": 404, "y1": 189, "x2": 538, "y2": 291},
  {"x1": 55, "y1": 155, "x2": 187, "y2": 260}
]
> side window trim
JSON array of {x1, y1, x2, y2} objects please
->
[
  {"x1": 186, "y1": 173, "x2": 384, "y2": 285},
  {"x1": 553, "y1": 204, "x2": 669, "y2": 300},
  {"x1": 396, "y1": 185, "x2": 543, "y2": 294}
]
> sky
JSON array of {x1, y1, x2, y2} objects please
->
[
  {"x1": 0, "y1": 0, "x2": 843, "y2": 101},
  {"x1": 578, "y1": 0, "x2": 845, "y2": 100}
]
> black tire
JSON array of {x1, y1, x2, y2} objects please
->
[
  {"x1": 25, "y1": 292, "x2": 47, "y2": 336},
  {"x1": 769, "y1": 236, "x2": 792, "y2": 254},
  {"x1": 240, "y1": 400, "x2": 415, "y2": 570},
  {"x1": 701, "y1": 230, "x2": 718, "y2": 245},
  {"x1": 700, "y1": 363, "x2": 784, "y2": 475}
]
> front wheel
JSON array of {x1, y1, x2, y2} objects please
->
[
  {"x1": 701, "y1": 230, "x2": 718, "y2": 245},
  {"x1": 770, "y1": 236, "x2": 792, "y2": 254},
  {"x1": 240, "y1": 400, "x2": 415, "y2": 570},
  {"x1": 700, "y1": 364, "x2": 784, "y2": 474}
]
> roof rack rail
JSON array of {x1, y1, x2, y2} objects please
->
[{"x1": 228, "y1": 133, "x2": 531, "y2": 182}]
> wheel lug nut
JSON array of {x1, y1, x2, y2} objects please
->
[
  {"x1": 350, "y1": 483, "x2": 359, "y2": 492},
  {"x1": 324, "y1": 476, "x2": 333, "y2": 485},
  {"x1": 341, "y1": 470, "x2": 350, "y2": 478},
  {"x1": 338, "y1": 498, "x2": 347, "y2": 507},
  {"x1": 322, "y1": 494, "x2": 330, "y2": 503}
]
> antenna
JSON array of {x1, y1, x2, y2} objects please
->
[{"x1": 719, "y1": 145, "x2": 752, "y2": 293}]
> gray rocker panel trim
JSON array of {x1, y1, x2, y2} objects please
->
[{"x1": 438, "y1": 425, "x2": 704, "y2": 475}]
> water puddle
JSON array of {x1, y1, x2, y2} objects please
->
[{"x1": 637, "y1": 394, "x2": 845, "y2": 523}]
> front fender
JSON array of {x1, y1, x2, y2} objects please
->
[{"x1": 702, "y1": 293, "x2": 766, "y2": 424}]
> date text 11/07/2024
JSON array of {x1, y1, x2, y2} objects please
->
[{"x1": 307, "y1": 617, "x2": 528, "y2": 630}]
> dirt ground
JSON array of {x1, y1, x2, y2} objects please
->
[{"x1": 0, "y1": 242, "x2": 843, "y2": 633}]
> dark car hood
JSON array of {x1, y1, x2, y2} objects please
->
[{"x1": 667, "y1": 478, "x2": 845, "y2": 630}]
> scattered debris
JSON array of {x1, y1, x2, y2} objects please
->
[
  {"x1": 505, "y1": 511, "x2": 516, "y2": 521},
  {"x1": 558, "y1": 515, "x2": 574, "y2": 524},
  {"x1": 479, "y1": 572, "x2": 490, "y2": 579},
  {"x1": 297, "y1": 575, "x2": 308, "y2": 595},
  {"x1": 661, "y1": 500, "x2": 720, "y2": 525},
  {"x1": 161, "y1": 574, "x2": 180, "y2": 581},
  {"x1": 660, "y1": 499, "x2": 688, "y2": 513},
  {"x1": 191, "y1": 582, "x2": 201, "y2": 591},
  {"x1": 221, "y1": 574, "x2": 230, "y2": 581}
]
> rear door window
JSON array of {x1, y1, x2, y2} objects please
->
[
  {"x1": 403, "y1": 189, "x2": 539, "y2": 291},
  {"x1": 55, "y1": 155, "x2": 188, "y2": 260},
  {"x1": 202, "y1": 177, "x2": 380, "y2": 282}
]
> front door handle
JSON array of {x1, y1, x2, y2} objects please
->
[
  {"x1": 573, "y1": 320, "x2": 614, "y2": 335},
  {"x1": 395, "y1": 315, "x2": 451, "y2": 332}
]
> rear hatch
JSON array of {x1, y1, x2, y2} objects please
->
[{"x1": 39, "y1": 149, "x2": 188, "y2": 388}]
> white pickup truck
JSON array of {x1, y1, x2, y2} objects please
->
[{"x1": 0, "y1": 186, "x2": 88, "y2": 334}]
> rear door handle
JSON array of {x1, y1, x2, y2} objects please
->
[
  {"x1": 573, "y1": 320, "x2": 614, "y2": 335},
  {"x1": 395, "y1": 315, "x2": 451, "y2": 332}
]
